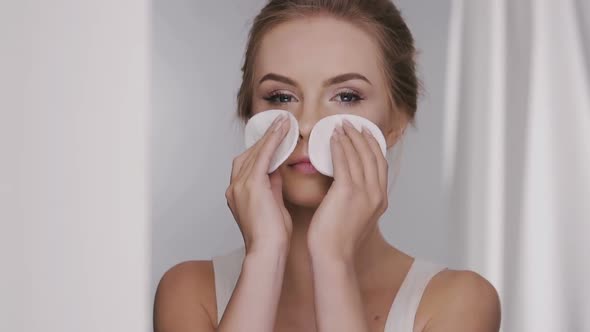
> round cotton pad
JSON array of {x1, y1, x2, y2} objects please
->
[
  {"x1": 244, "y1": 109, "x2": 299, "y2": 173},
  {"x1": 308, "y1": 114, "x2": 387, "y2": 177}
]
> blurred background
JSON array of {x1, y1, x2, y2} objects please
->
[{"x1": 3, "y1": 0, "x2": 588, "y2": 331}]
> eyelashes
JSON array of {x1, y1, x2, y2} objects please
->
[
  {"x1": 333, "y1": 90, "x2": 364, "y2": 104},
  {"x1": 263, "y1": 91, "x2": 295, "y2": 104},
  {"x1": 262, "y1": 89, "x2": 365, "y2": 107}
]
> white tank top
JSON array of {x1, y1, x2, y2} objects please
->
[{"x1": 212, "y1": 246, "x2": 446, "y2": 332}]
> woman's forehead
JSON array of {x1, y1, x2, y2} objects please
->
[{"x1": 254, "y1": 16, "x2": 384, "y2": 84}]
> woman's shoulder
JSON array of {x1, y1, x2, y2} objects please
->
[
  {"x1": 416, "y1": 267, "x2": 501, "y2": 331},
  {"x1": 154, "y1": 260, "x2": 217, "y2": 331}
]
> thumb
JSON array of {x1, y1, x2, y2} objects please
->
[
  {"x1": 269, "y1": 170, "x2": 284, "y2": 204},
  {"x1": 269, "y1": 170, "x2": 292, "y2": 234}
]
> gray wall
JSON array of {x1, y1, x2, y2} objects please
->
[
  {"x1": 2, "y1": 1, "x2": 152, "y2": 330},
  {"x1": 151, "y1": 0, "x2": 453, "y2": 299}
]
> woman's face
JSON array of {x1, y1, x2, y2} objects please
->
[{"x1": 251, "y1": 15, "x2": 404, "y2": 208}]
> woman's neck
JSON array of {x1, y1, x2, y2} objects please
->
[{"x1": 279, "y1": 202, "x2": 397, "y2": 308}]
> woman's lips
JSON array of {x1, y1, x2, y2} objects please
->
[{"x1": 290, "y1": 161, "x2": 318, "y2": 174}]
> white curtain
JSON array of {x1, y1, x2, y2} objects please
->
[{"x1": 444, "y1": 0, "x2": 590, "y2": 331}]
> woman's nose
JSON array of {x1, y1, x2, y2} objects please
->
[{"x1": 295, "y1": 106, "x2": 324, "y2": 142}]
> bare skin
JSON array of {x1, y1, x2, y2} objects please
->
[{"x1": 154, "y1": 15, "x2": 501, "y2": 332}]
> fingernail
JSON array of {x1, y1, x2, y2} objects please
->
[
  {"x1": 272, "y1": 114, "x2": 285, "y2": 127},
  {"x1": 271, "y1": 115, "x2": 282, "y2": 126},
  {"x1": 362, "y1": 126, "x2": 373, "y2": 136},
  {"x1": 335, "y1": 124, "x2": 345, "y2": 135},
  {"x1": 273, "y1": 117, "x2": 285, "y2": 132},
  {"x1": 331, "y1": 131, "x2": 339, "y2": 141},
  {"x1": 342, "y1": 119, "x2": 353, "y2": 128},
  {"x1": 331, "y1": 127, "x2": 340, "y2": 138}
]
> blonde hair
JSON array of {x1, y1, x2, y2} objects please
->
[{"x1": 237, "y1": 0, "x2": 420, "y2": 127}]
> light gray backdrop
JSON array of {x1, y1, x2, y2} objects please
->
[{"x1": 151, "y1": 0, "x2": 454, "y2": 300}]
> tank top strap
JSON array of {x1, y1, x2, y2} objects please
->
[
  {"x1": 211, "y1": 246, "x2": 245, "y2": 325},
  {"x1": 213, "y1": 249, "x2": 445, "y2": 331},
  {"x1": 384, "y1": 258, "x2": 447, "y2": 332}
]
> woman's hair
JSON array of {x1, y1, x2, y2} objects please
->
[{"x1": 237, "y1": 0, "x2": 419, "y2": 125}]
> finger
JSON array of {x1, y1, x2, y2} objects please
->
[
  {"x1": 240, "y1": 114, "x2": 287, "y2": 179},
  {"x1": 237, "y1": 148, "x2": 257, "y2": 180},
  {"x1": 337, "y1": 123, "x2": 364, "y2": 185},
  {"x1": 330, "y1": 127, "x2": 351, "y2": 183},
  {"x1": 237, "y1": 140, "x2": 263, "y2": 180},
  {"x1": 251, "y1": 113, "x2": 286, "y2": 151},
  {"x1": 250, "y1": 114, "x2": 290, "y2": 176},
  {"x1": 268, "y1": 170, "x2": 284, "y2": 203},
  {"x1": 231, "y1": 152, "x2": 249, "y2": 183},
  {"x1": 341, "y1": 119, "x2": 380, "y2": 189},
  {"x1": 362, "y1": 127, "x2": 388, "y2": 193}
]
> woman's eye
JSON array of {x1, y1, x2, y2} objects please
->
[
  {"x1": 263, "y1": 91, "x2": 363, "y2": 105},
  {"x1": 333, "y1": 91, "x2": 363, "y2": 104},
  {"x1": 264, "y1": 93, "x2": 296, "y2": 104}
]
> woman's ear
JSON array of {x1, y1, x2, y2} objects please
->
[{"x1": 385, "y1": 110, "x2": 409, "y2": 149}]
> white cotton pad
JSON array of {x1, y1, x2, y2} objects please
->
[
  {"x1": 308, "y1": 114, "x2": 387, "y2": 177},
  {"x1": 244, "y1": 109, "x2": 299, "y2": 173}
]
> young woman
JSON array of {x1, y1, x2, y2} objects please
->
[{"x1": 154, "y1": 1, "x2": 501, "y2": 331}]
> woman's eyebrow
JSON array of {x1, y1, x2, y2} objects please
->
[
  {"x1": 258, "y1": 73, "x2": 299, "y2": 88},
  {"x1": 324, "y1": 73, "x2": 372, "y2": 86},
  {"x1": 258, "y1": 72, "x2": 372, "y2": 87}
]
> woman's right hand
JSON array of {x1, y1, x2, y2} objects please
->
[{"x1": 225, "y1": 113, "x2": 293, "y2": 255}]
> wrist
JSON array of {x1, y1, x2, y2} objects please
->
[
  {"x1": 245, "y1": 240, "x2": 290, "y2": 259},
  {"x1": 309, "y1": 247, "x2": 355, "y2": 267},
  {"x1": 308, "y1": 239, "x2": 355, "y2": 264},
  {"x1": 309, "y1": 253, "x2": 357, "y2": 281},
  {"x1": 243, "y1": 245, "x2": 289, "y2": 277}
]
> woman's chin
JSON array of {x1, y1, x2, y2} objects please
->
[
  {"x1": 284, "y1": 191, "x2": 325, "y2": 208},
  {"x1": 282, "y1": 174, "x2": 332, "y2": 208}
]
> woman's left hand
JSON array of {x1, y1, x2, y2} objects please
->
[{"x1": 307, "y1": 118, "x2": 389, "y2": 262}]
